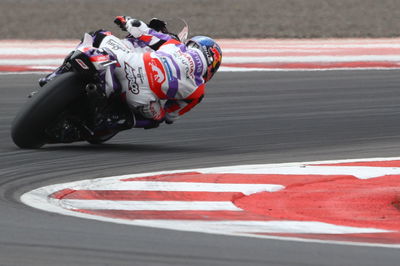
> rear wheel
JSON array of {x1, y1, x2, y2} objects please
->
[{"x1": 11, "y1": 72, "x2": 86, "y2": 149}]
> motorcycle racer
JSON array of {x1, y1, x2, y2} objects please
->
[
  {"x1": 14, "y1": 17, "x2": 222, "y2": 148},
  {"x1": 42, "y1": 17, "x2": 222, "y2": 130},
  {"x1": 107, "y1": 16, "x2": 222, "y2": 129}
]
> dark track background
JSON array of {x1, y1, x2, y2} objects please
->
[
  {"x1": 2, "y1": 0, "x2": 400, "y2": 39},
  {"x1": 1, "y1": 71, "x2": 400, "y2": 265}
]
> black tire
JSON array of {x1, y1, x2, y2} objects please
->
[{"x1": 11, "y1": 72, "x2": 86, "y2": 149}]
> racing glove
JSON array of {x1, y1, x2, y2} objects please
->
[
  {"x1": 133, "y1": 102, "x2": 165, "y2": 130},
  {"x1": 139, "y1": 101, "x2": 166, "y2": 122},
  {"x1": 114, "y1": 16, "x2": 149, "y2": 38}
]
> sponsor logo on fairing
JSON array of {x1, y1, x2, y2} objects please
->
[
  {"x1": 106, "y1": 39, "x2": 128, "y2": 52},
  {"x1": 124, "y1": 62, "x2": 139, "y2": 94},
  {"x1": 75, "y1": 59, "x2": 89, "y2": 70}
]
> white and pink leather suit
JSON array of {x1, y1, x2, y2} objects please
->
[{"x1": 96, "y1": 22, "x2": 208, "y2": 127}]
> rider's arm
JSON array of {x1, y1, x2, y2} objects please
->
[
  {"x1": 164, "y1": 84, "x2": 205, "y2": 123},
  {"x1": 115, "y1": 16, "x2": 175, "y2": 49}
]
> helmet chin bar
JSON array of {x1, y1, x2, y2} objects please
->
[{"x1": 186, "y1": 36, "x2": 222, "y2": 83}]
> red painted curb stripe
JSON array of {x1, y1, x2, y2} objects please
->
[
  {"x1": 121, "y1": 172, "x2": 352, "y2": 186},
  {"x1": 3, "y1": 62, "x2": 399, "y2": 73},
  {"x1": 0, "y1": 65, "x2": 56, "y2": 72},
  {"x1": 217, "y1": 38, "x2": 400, "y2": 46},
  {"x1": 22, "y1": 158, "x2": 400, "y2": 245},
  {"x1": 235, "y1": 174, "x2": 400, "y2": 231},
  {"x1": 51, "y1": 189, "x2": 244, "y2": 201},
  {"x1": 223, "y1": 49, "x2": 400, "y2": 57},
  {"x1": 0, "y1": 54, "x2": 65, "y2": 59},
  {"x1": 4, "y1": 48, "x2": 400, "y2": 59},
  {"x1": 3, "y1": 39, "x2": 400, "y2": 73}
]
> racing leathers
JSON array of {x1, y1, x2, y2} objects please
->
[{"x1": 94, "y1": 20, "x2": 208, "y2": 129}]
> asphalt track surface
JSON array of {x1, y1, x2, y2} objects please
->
[{"x1": 1, "y1": 71, "x2": 400, "y2": 265}]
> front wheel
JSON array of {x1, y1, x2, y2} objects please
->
[{"x1": 11, "y1": 72, "x2": 86, "y2": 149}]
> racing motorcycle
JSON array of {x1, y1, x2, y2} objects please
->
[{"x1": 11, "y1": 18, "x2": 188, "y2": 149}]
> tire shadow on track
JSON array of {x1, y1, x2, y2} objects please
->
[{"x1": 38, "y1": 143, "x2": 221, "y2": 154}]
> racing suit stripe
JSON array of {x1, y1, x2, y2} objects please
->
[
  {"x1": 139, "y1": 35, "x2": 153, "y2": 43},
  {"x1": 186, "y1": 84, "x2": 205, "y2": 100},
  {"x1": 160, "y1": 39, "x2": 181, "y2": 47},
  {"x1": 178, "y1": 98, "x2": 201, "y2": 116},
  {"x1": 155, "y1": 51, "x2": 181, "y2": 98}
]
